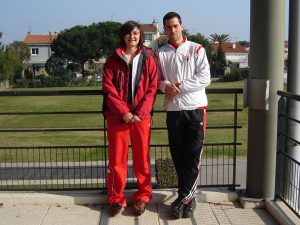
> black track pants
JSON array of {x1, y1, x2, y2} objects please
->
[{"x1": 166, "y1": 109, "x2": 205, "y2": 203}]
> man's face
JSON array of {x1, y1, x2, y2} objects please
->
[{"x1": 164, "y1": 17, "x2": 183, "y2": 43}]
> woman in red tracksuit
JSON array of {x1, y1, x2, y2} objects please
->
[{"x1": 102, "y1": 21, "x2": 157, "y2": 216}]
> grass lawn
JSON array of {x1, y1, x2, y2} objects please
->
[{"x1": 0, "y1": 81, "x2": 247, "y2": 156}]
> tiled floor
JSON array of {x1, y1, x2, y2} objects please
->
[{"x1": 0, "y1": 201, "x2": 280, "y2": 225}]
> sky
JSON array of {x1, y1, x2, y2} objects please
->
[{"x1": 0, "y1": 0, "x2": 289, "y2": 45}]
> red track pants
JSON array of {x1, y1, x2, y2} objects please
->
[{"x1": 107, "y1": 118, "x2": 152, "y2": 205}]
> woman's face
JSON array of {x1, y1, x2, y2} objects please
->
[{"x1": 124, "y1": 27, "x2": 140, "y2": 48}]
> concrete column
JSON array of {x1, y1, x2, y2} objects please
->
[
  {"x1": 246, "y1": 0, "x2": 285, "y2": 198},
  {"x1": 286, "y1": 0, "x2": 300, "y2": 210},
  {"x1": 287, "y1": 0, "x2": 300, "y2": 159}
]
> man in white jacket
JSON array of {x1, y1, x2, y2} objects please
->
[{"x1": 156, "y1": 11, "x2": 211, "y2": 219}]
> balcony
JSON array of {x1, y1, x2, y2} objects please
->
[{"x1": 0, "y1": 88, "x2": 299, "y2": 224}]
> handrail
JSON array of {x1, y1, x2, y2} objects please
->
[
  {"x1": 277, "y1": 90, "x2": 300, "y2": 101},
  {"x1": 0, "y1": 88, "x2": 243, "y2": 191},
  {"x1": 276, "y1": 90, "x2": 300, "y2": 218},
  {"x1": 0, "y1": 88, "x2": 243, "y2": 96}
]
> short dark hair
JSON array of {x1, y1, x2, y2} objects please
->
[
  {"x1": 118, "y1": 21, "x2": 145, "y2": 47},
  {"x1": 163, "y1": 12, "x2": 182, "y2": 27}
]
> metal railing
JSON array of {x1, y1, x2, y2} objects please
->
[
  {"x1": 0, "y1": 88, "x2": 243, "y2": 191},
  {"x1": 276, "y1": 90, "x2": 300, "y2": 218}
]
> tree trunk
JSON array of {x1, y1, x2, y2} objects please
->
[{"x1": 81, "y1": 62, "x2": 85, "y2": 77}]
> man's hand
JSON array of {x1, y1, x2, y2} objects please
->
[{"x1": 165, "y1": 83, "x2": 181, "y2": 100}]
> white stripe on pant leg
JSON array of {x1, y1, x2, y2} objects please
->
[{"x1": 182, "y1": 148, "x2": 203, "y2": 204}]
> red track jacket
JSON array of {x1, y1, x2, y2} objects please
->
[{"x1": 102, "y1": 46, "x2": 158, "y2": 122}]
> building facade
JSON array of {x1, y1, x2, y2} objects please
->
[
  {"x1": 141, "y1": 20, "x2": 160, "y2": 50},
  {"x1": 212, "y1": 42, "x2": 249, "y2": 69},
  {"x1": 24, "y1": 32, "x2": 57, "y2": 77}
]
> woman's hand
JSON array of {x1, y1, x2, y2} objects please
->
[
  {"x1": 123, "y1": 112, "x2": 142, "y2": 123},
  {"x1": 131, "y1": 114, "x2": 141, "y2": 122},
  {"x1": 123, "y1": 112, "x2": 134, "y2": 123}
]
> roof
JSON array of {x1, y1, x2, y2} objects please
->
[
  {"x1": 141, "y1": 24, "x2": 158, "y2": 33},
  {"x1": 211, "y1": 42, "x2": 247, "y2": 54},
  {"x1": 159, "y1": 34, "x2": 168, "y2": 40},
  {"x1": 24, "y1": 33, "x2": 57, "y2": 44}
]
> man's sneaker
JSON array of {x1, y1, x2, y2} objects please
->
[
  {"x1": 133, "y1": 200, "x2": 147, "y2": 215},
  {"x1": 170, "y1": 198, "x2": 185, "y2": 218},
  {"x1": 183, "y1": 198, "x2": 196, "y2": 218},
  {"x1": 112, "y1": 203, "x2": 126, "y2": 216}
]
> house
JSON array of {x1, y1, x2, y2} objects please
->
[
  {"x1": 84, "y1": 58, "x2": 106, "y2": 79},
  {"x1": 24, "y1": 32, "x2": 57, "y2": 77},
  {"x1": 212, "y1": 42, "x2": 249, "y2": 69},
  {"x1": 141, "y1": 20, "x2": 160, "y2": 50}
]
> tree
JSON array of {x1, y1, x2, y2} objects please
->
[
  {"x1": 239, "y1": 40, "x2": 250, "y2": 48},
  {"x1": 0, "y1": 39, "x2": 28, "y2": 81},
  {"x1": 209, "y1": 34, "x2": 230, "y2": 77},
  {"x1": 45, "y1": 55, "x2": 69, "y2": 76},
  {"x1": 0, "y1": 32, "x2": 4, "y2": 55},
  {"x1": 7, "y1": 41, "x2": 30, "y2": 63},
  {"x1": 0, "y1": 32, "x2": 3, "y2": 46},
  {"x1": 211, "y1": 47, "x2": 227, "y2": 77},
  {"x1": 0, "y1": 48, "x2": 23, "y2": 81},
  {"x1": 182, "y1": 28, "x2": 189, "y2": 37},
  {"x1": 51, "y1": 25, "x2": 94, "y2": 76},
  {"x1": 93, "y1": 21, "x2": 121, "y2": 58},
  {"x1": 158, "y1": 36, "x2": 168, "y2": 48},
  {"x1": 187, "y1": 33, "x2": 213, "y2": 63},
  {"x1": 51, "y1": 21, "x2": 121, "y2": 76}
]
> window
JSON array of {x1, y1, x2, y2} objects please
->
[
  {"x1": 144, "y1": 34, "x2": 153, "y2": 41},
  {"x1": 31, "y1": 48, "x2": 39, "y2": 55}
]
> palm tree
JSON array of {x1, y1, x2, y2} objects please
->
[
  {"x1": 209, "y1": 34, "x2": 231, "y2": 77},
  {"x1": 209, "y1": 33, "x2": 231, "y2": 44}
]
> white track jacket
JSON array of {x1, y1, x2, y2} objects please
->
[{"x1": 157, "y1": 39, "x2": 211, "y2": 111}]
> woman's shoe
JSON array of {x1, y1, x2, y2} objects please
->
[
  {"x1": 133, "y1": 200, "x2": 147, "y2": 215},
  {"x1": 112, "y1": 203, "x2": 126, "y2": 216}
]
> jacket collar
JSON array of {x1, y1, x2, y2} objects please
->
[
  {"x1": 168, "y1": 37, "x2": 187, "y2": 49},
  {"x1": 115, "y1": 46, "x2": 142, "y2": 57}
]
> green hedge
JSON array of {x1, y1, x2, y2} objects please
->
[
  {"x1": 155, "y1": 158, "x2": 177, "y2": 187},
  {"x1": 220, "y1": 67, "x2": 249, "y2": 82},
  {"x1": 13, "y1": 75, "x2": 100, "y2": 88}
]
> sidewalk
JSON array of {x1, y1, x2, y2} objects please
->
[{"x1": 0, "y1": 190, "x2": 298, "y2": 225}]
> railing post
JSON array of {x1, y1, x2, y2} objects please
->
[
  {"x1": 277, "y1": 97, "x2": 287, "y2": 155},
  {"x1": 103, "y1": 117, "x2": 108, "y2": 191},
  {"x1": 232, "y1": 93, "x2": 238, "y2": 191},
  {"x1": 275, "y1": 96, "x2": 286, "y2": 198}
]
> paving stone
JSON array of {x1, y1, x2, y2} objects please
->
[
  {"x1": 99, "y1": 203, "x2": 160, "y2": 225},
  {"x1": 0, "y1": 205, "x2": 49, "y2": 225},
  {"x1": 210, "y1": 203, "x2": 231, "y2": 224},
  {"x1": 224, "y1": 207, "x2": 279, "y2": 225},
  {"x1": 42, "y1": 205, "x2": 102, "y2": 225}
]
